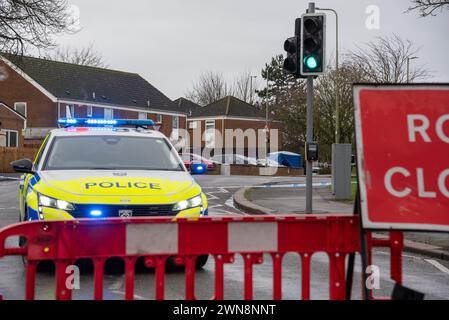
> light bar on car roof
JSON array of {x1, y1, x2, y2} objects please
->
[{"x1": 57, "y1": 118, "x2": 155, "y2": 127}]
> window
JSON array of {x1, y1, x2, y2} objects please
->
[
  {"x1": 156, "y1": 114, "x2": 162, "y2": 123},
  {"x1": 87, "y1": 106, "x2": 93, "y2": 117},
  {"x1": 44, "y1": 136, "x2": 183, "y2": 171},
  {"x1": 104, "y1": 108, "x2": 113, "y2": 119},
  {"x1": 66, "y1": 105, "x2": 74, "y2": 118},
  {"x1": 138, "y1": 112, "x2": 147, "y2": 120},
  {"x1": 189, "y1": 121, "x2": 198, "y2": 129},
  {"x1": 205, "y1": 120, "x2": 215, "y2": 148},
  {"x1": 14, "y1": 102, "x2": 27, "y2": 117},
  {"x1": 34, "y1": 134, "x2": 50, "y2": 168},
  {"x1": 0, "y1": 130, "x2": 18, "y2": 147},
  {"x1": 172, "y1": 116, "x2": 179, "y2": 129}
]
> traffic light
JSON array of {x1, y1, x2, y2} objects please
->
[
  {"x1": 300, "y1": 13, "x2": 326, "y2": 75},
  {"x1": 283, "y1": 36, "x2": 300, "y2": 75},
  {"x1": 283, "y1": 18, "x2": 304, "y2": 78}
]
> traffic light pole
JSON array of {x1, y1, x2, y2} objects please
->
[
  {"x1": 305, "y1": 2, "x2": 315, "y2": 214},
  {"x1": 306, "y1": 75, "x2": 314, "y2": 213}
]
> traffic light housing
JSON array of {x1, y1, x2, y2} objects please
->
[
  {"x1": 300, "y1": 13, "x2": 326, "y2": 76},
  {"x1": 283, "y1": 18, "x2": 305, "y2": 78},
  {"x1": 283, "y1": 36, "x2": 300, "y2": 75}
]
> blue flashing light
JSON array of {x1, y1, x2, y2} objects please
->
[
  {"x1": 90, "y1": 210, "x2": 103, "y2": 216},
  {"x1": 57, "y1": 118, "x2": 155, "y2": 127},
  {"x1": 86, "y1": 119, "x2": 117, "y2": 125},
  {"x1": 58, "y1": 118, "x2": 77, "y2": 125},
  {"x1": 191, "y1": 163, "x2": 207, "y2": 175}
]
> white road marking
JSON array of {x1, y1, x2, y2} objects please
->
[
  {"x1": 111, "y1": 290, "x2": 147, "y2": 300},
  {"x1": 425, "y1": 259, "x2": 449, "y2": 274},
  {"x1": 205, "y1": 187, "x2": 229, "y2": 201},
  {"x1": 108, "y1": 276, "x2": 124, "y2": 290},
  {"x1": 204, "y1": 187, "x2": 245, "y2": 216}
]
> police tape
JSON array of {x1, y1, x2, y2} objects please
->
[{"x1": 202, "y1": 182, "x2": 332, "y2": 189}]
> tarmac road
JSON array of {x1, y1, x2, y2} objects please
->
[{"x1": 1, "y1": 176, "x2": 449, "y2": 300}]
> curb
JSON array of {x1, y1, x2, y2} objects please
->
[
  {"x1": 404, "y1": 244, "x2": 449, "y2": 261},
  {"x1": 234, "y1": 187, "x2": 449, "y2": 261},
  {"x1": 233, "y1": 187, "x2": 275, "y2": 215}
]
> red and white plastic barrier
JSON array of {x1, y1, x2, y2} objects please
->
[{"x1": 0, "y1": 214, "x2": 402, "y2": 300}]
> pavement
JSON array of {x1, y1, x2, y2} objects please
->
[{"x1": 233, "y1": 180, "x2": 449, "y2": 261}]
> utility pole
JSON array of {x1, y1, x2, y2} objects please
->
[{"x1": 305, "y1": 2, "x2": 315, "y2": 213}]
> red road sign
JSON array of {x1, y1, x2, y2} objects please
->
[{"x1": 354, "y1": 84, "x2": 449, "y2": 231}]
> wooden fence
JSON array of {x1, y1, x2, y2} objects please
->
[{"x1": 0, "y1": 147, "x2": 39, "y2": 173}]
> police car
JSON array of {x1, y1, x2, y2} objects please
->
[
  {"x1": 13, "y1": 118, "x2": 210, "y2": 268},
  {"x1": 12, "y1": 118, "x2": 208, "y2": 222}
]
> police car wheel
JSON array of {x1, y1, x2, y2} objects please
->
[{"x1": 195, "y1": 255, "x2": 209, "y2": 269}]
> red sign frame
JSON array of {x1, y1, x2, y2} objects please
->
[{"x1": 354, "y1": 84, "x2": 449, "y2": 231}]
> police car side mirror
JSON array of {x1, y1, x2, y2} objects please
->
[{"x1": 11, "y1": 159, "x2": 34, "y2": 174}]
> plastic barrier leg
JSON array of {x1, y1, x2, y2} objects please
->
[{"x1": 301, "y1": 253, "x2": 311, "y2": 300}]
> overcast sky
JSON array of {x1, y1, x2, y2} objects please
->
[{"x1": 54, "y1": 0, "x2": 449, "y2": 100}]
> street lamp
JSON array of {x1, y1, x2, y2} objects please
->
[
  {"x1": 316, "y1": 7, "x2": 339, "y2": 143},
  {"x1": 407, "y1": 56, "x2": 418, "y2": 83},
  {"x1": 249, "y1": 75, "x2": 257, "y2": 105}
]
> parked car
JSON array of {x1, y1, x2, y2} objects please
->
[
  {"x1": 256, "y1": 158, "x2": 285, "y2": 167},
  {"x1": 180, "y1": 153, "x2": 216, "y2": 170},
  {"x1": 210, "y1": 154, "x2": 257, "y2": 166}
]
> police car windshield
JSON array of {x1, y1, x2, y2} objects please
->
[{"x1": 43, "y1": 136, "x2": 184, "y2": 171}]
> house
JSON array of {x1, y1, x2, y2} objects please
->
[
  {"x1": 185, "y1": 95, "x2": 282, "y2": 158},
  {"x1": 0, "y1": 54, "x2": 186, "y2": 147},
  {"x1": 173, "y1": 97, "x2": 201, "y2": 116},
  {"x1": 0, "y1": 102, "x2": 26, "y2": 147}
]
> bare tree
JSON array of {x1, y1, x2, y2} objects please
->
[
  {"x1": 0, "y1": 0, "x2": 76, "y2": 55},
  {"x1": 186, "y1": 71, "x2": 233, "y2": 106},
  {"x1": 313, "y1": 62, "x2": 367, "y2": 161},
  {"x1": 42, "y1": 44, "x2": 108, "y2": 67},
  {"x1": 233, "y1": 70, "x2": 259, "y2": 104},
  {"x1": 349, "y1": 34, "x2": 430, "y2": 83},
  {"x1": 407, "y1": 0, "x2": 449, "y2": 16}
]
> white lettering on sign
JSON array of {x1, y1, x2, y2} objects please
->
[
  {"x1": 385, "y1": 167, "x2": 449, "y2": 199},
  {"x1": 407, "y1": 114, "x2": 449, "y2": 143},
  {"x1": 384, "y1": 167, "x2": 411, "y2": 198},
  {"x1": 436, "y1": 115, "x2": 449, "y2": 143},
  {"x1": 439, "y1": 169, "x2": 449, "y2": 198},
  {"x1": 417, "y1": 168, "x2": 436, "y2": 198},
  {"x1": 407, "y1": 114, "x2": 431, "y2": 142}
]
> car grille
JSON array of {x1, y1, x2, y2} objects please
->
[{"x1": 70, "y1": 204, "x2": 177, "y2": 218}]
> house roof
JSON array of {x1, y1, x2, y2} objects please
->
[
  {"x1": 190, "y1": 96, "x2": 266, "y2": 119},
  {"x1": 1, "y1": 53, "x2": 184, "y2": 115},
  {"x1": 173, "y1": 97, "x2": 201, "y2": 116},
  {"x1": 0, "y1": 101, "x2": 26, "y2": 120}
]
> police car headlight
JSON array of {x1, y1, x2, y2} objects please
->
[
  {"x1": 38, "y1": 194, "x2": 75, "y2": 211},
  {"x1": 172, "y1": 195, "x2": 202, "y2": 211}
]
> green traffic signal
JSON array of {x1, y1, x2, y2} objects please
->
[{"x1": 304, "y1": 55, "x2": 320, "y2": 70}]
